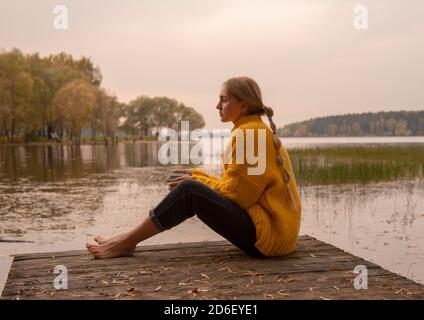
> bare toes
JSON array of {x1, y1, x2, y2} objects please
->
[
  {"x1": 94, "y1": 236, "x2": 104, "y2": 244},
  {"x1": 88, "y1": 246, "x2": 99, "y2": 254}
]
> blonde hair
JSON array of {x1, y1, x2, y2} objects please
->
[{"x1": 223, "y1": 76, "x2": 291, "y2": 185}]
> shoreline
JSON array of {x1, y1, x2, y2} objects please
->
[
  {"x1": 0, "y1": 140, "x2": 163, "y2": 147},
  {"x1": 0, "y1": 139, "x2": 207, "y2": 147}
]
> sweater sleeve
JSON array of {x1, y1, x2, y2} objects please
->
[
  {"x1": 191, "y1": 168, "x2": 221, "y2": 182},
  {"x1": 190, "y1": 130, "x2": 268, "y2": 209}
]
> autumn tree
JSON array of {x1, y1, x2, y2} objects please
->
[
  {"x1": 0, "y1": 49, "x2": 33, "y2": 140},
  {"x1": 52, "y1": 79, "x2": 96, "y2": 144},
  {"x1": 120, "y1": 96, "x2": 205, "y2": 138},
  {"x1": 92, "y1": 88, "x2": 122, "y2": 144}
]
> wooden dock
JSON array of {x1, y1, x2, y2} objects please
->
[{"x1": 2, "y1": 235, "x2": 424, "y2": 300}]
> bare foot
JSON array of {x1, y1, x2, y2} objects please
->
[
  {"x1": 94, "y1": 233, "x2": 126, "y2": 245},
  {"x1": 86, "y1": 236, "x2": 135, "y2": 259}
]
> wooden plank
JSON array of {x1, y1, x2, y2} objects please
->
[{"x1": 2, "y1": 235, "x2": 423, "y2": 300}]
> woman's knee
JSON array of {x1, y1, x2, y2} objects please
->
[{"x1": 175, "y1": 178, "x2": 204, "y2": 192}]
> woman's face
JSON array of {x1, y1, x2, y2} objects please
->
[{"x1": 216, "y1": 86, "x2": 247, "y2": 123}]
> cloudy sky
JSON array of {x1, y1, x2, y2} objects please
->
[{"x1": 1, "y1": 0, "x2": 423, "y2": 130}]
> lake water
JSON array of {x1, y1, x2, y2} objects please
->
[{"x1": 1, "y1": 137, "x2": 424, "y2": 296}]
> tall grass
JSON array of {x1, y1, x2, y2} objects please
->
[{"x1": 289, "y1": 145, "x2": 424, "y2": 186}]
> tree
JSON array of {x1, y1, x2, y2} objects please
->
[
  {"x1": 92, "y1": 88, "x2": 122, "y2": 144},
  {"x1": 178, "y1": 106, "x2": 205, "y2": 130},
  {"x1": 120, "y1": 96, "x2": 205, "y2": 138},
  {"x1": 121, "y1": 96, "x2": 154, "y2": 137},
  {"x1": 52, "y1": 79, "x2": 96, "y2": 144},
  {"x1": 26, "y1": 53, "x2": 54, "y2": 138},
  {"x1": 150, "y1": 97, "x2": 176, "y2": 137},
  {"x1": 0, "y1": 49, "x2": 33, "y2": 140}
]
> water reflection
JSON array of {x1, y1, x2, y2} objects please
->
[
  {"x1": 0, "y1": 143, "x2": 167, "y2": 182},
  {"x1": 300, "y1": 179, "x2": 424, "y2": 284}
]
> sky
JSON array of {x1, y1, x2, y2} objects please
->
[{"x1": 1, "y1": 0, "x2": 423, "y2": 130}]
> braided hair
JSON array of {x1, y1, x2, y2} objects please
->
[{"x1": 262, "y1": 105, "x2": 291, "y2": 184}]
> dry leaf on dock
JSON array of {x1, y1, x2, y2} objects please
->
[{"x1": 201, "y1": 273, "x2": 210, "y2": 280}]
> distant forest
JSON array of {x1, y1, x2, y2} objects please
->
[{"x1": 277, "y1": 111, "x2": 424, "y2": 137}]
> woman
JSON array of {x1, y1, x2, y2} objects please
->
[{"x1": 86, "y1": 76, "x2": 302, "y2": 259}]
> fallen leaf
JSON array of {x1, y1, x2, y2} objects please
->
[
  {"x1": 34, "y1": 290, "x2": 47, "y2": 295},
  {"x1": 277, "y1": 290, "x2": 290, "y2": 296},
  {"x1": 309, "y1": 253, "x2": 316, "y2": 258},
  {"x1": 101, "y1": 280, "x2": 109, "y2": 285},
  {"x1": 201, "y1": 273, "x2": 210, "y2": 280},
  {"x1": 243, "y1": 270, "x2": 264, "y2": 277},
  {"x1": 395, "y1": 288, "x2": 411, "y2": 295},
  {"x1": 263, "y1": 293, "x2": 274, "y2": 299},
  {"x1": 333, "y1": 286, "x2": 340, "y2": 291},
  {"x1": 127, "y1": 287, "x2": 134, "y2": 292},
  {"x1": 220, "y1": 266, "x2": 235, "y2": 273},
  {"x1": 126, "y1": 291, "x2": 143, "y2": 296},
  {"x1": 320, "y1": 296, "x2": 331, "y2": 300},
  {"x1": 155, "y1": 285, "x2": 162, "y2": 291},
  {"x1": 139, "y1": 270, "x2": 152, "y2": 275}
]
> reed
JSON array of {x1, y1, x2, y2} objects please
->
[{"x1": 289, "y1": 145, "x2": 424, "y2": 186}]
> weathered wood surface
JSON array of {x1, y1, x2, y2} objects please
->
[{"x1": 2, "y1": 235, "x2": 424, "y2": 300}]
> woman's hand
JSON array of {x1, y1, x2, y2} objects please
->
[
  {"x1": 171, "y1": 169, "x2": 192, "y2": 175},
  {"x1": 167, "y1": 169, "x2": 192, "y2": 191}
]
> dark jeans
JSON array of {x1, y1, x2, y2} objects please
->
[{"x1": 149, "y1": 179, "x2": 264, "y2": 258}]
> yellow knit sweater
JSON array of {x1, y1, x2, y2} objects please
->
[{"x1": 191, "y1": 114, "x2": 302, "y2": 257}]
